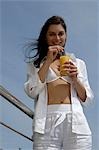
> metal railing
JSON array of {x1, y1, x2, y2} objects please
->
[{"x1": 0, "y1": 85, "x2": 34, "y2": 142}]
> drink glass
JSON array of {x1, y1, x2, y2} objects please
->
[{"x1": 60, "y1": 55, "x2": 71, "y2": 76}]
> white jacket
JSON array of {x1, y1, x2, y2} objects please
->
[{"x1": 24, "y1": 56, "x2": 94, "y2": 135}]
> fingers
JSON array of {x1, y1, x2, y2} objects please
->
[
  {"x1": 47, "y1": 45, "x2": 64, "y2": 62},
  {"x1": 48, "y1": 45, "x2": 64, "y2": 53},
  {"x1": 61, "y1": 61, "x2": 78, "y2": 78}
]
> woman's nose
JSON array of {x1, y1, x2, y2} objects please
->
[{"x1": 55, "y1": 35, "x2": 60, "y2": 40}]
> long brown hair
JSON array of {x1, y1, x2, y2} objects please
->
[{"x1": 25, "y1": 16, "x2": 67, "y2": 68}]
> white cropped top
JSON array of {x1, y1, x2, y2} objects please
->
[{"x1": 46, "y1": 67, "x2": 71, "y2": 83}]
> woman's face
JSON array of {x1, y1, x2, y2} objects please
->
[{"x1": 46, "y1": 24, "x2": 67, "y2": 47}]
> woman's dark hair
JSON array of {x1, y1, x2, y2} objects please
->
[{"x1": 25, "y1": 15, "x2": 67, "y2": 68}]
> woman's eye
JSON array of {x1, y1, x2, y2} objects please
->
[
  {"x1": 48, "y1": 32, "x2": 65, "y2": 37},
  {"x1": 59, "y1": 32, "x2": 64, "y2": 36},
  {"x1": 49, "y1": 33, "x2": 55, "y2": 36}
]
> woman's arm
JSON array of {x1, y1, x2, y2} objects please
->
[
  {"x1": 38, "y1": 59, "x2": 52, "y2": 83},
  {"x1": 38, "y1": 45, "x2": 64, "y2": 82},
  {"x1": 72, "y1": 59, "x2": 94, "y2": 105},
  {"x1": 72, "y1": 77, "x2": 87, "y2": 102},
  {"x1": 24, "y1": 63, "x2": 47, "y2": 100},
  {"x1": 63, "y1": 59, "x2": 94, "y2": 104}
]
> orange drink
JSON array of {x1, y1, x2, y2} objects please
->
[{"x1": 60, "y1": 55, "x2": 71, "y2": 76}]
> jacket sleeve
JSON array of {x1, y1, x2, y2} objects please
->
[
  {"x1": 77, "y1": 59, "x2": 94, "y2": 107},
  {"x1": 24, "y1": 63, "x2": 46, "y2": 100}
]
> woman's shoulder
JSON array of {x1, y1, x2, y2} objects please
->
[
  {"x1": 76, "y1": 58, "x2": 86, "y2": 69},
  {"x1": 76, "y1": 58, "x2": 85, "y2": 63},
  {"x1": 27, "y1": 62, "x2": 35, "y2": 68},
  {"x1": 68, "y1": 52, "x2": 85, "y2": 65},
  {"x1": 26, "y1": 62, "x2": 39, "y2": 73}
]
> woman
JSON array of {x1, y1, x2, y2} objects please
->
[{"x1": 24, "y1": 16, "x2": 94, "y2": 150}]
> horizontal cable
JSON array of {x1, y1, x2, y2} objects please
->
[{"x1": 0, "y1": 121, "x2": 33, "y2": 142}]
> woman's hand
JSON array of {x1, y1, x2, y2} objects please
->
[
  {"x1": 62, "y1": 61, "x2": 78, "y2": 80},
  {"x1": 61, "y1": 61, "x2": 87, "y2": 101},
  {"x1": 46, "y1": 45, "x2": 64, "y2": 63}
]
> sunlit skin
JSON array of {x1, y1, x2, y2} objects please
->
[
  {"x1": 46, "y1": 24, "x2": 71, "y2": 104},
  {"x1": 38, "y1": 24, "x2": 87, "y2": 104},
  {"x1": 46, "y1": 24, "x2": 66, "y2": 47},
  {"x1": 46, "y1": 24, "x2": 78, "y2": 80}
]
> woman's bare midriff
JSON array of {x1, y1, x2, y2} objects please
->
[{"x1": 47, "y1": 78, "x2": 71, "y2": 105}]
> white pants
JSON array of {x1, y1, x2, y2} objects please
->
[{"x1": 33, "y1": 104, "x2": 92, "y2": 150}]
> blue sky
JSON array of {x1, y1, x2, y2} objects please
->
[{"x1": 0, "y1": 0, "x2": 99, "y2": 149}]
